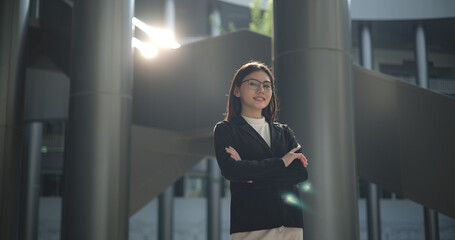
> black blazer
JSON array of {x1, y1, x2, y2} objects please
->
[{"x1": 213, "y1": 115, "x2": 308, "y2": 234}]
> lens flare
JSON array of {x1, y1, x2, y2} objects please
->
[
  {"x1": 282, "y1": 192, "x2": 303, "y2": 209},
  {"x1": 281, "y1": 192, "x2": 310, "y2": 212},
  {"x1": 132, "y1": 17, "x2": 181, "y2": 49},
  {"x1": 132, "y1": 37, "x2": 158, "y2": 58},
  {"x1": 284, "y1": 193, "x2": 299, "y2": 205},
  {"x1": 299, "y1": 182, "x2": 312, "y2": 193}
]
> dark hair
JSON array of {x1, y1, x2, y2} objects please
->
[{"x1": 225, "y1": 61, "x2": 278, "y2": 122}]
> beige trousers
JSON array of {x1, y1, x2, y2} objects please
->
[{"x1": 231, "y1": 226, "x2": 303, "y2": 240}]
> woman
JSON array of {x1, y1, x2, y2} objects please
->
[{"x1": 213, "y1": 61, "x2": 309, "y2": 240}]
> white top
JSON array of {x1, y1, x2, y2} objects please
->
[{"x1": 242, "y1": 115, "x2": 271, "y2": 148}]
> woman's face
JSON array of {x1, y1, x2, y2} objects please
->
[{"x1": 234, "y1": 70, "x2": 273, "y2": 116}]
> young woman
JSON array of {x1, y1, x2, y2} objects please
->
[{"x1": 213, "y1": 61, "x2": 309, "y2": 240}]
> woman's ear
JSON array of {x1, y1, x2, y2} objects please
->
[{"x1": 233, "y1": 86, "x2": 240, "y2": 97}]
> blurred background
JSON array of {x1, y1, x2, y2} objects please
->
[{"x1": 1, "y1": 0, "x2": 454, "y2": 239}]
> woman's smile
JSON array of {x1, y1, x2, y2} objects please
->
[{"x1": 253, "y1": 96, "x2": 266, "y2": 102}]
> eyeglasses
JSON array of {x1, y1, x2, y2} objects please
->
[{"x1": 241, "y1": 79, "x2": 273, "y2": 92}]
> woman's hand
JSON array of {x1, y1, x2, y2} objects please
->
[
  {"x1": 225, "y1": 146, "x2": 241, "y2": 161},
  {"x1": 225, "y1": 146, "x2": 253, "y2": 183},
  {"x1": 282, "y1": 145, "x2": 309, "y2": 168}
]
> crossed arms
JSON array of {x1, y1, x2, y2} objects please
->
[{"x1": 213, "y1": 123, "x2": 309, "y2": 186}]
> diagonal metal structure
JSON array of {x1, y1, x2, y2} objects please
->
[
  {"x1": 129, "y1": 125, "x2": 214, "y2": 215},
  {"x1": 353, "y1": 64, "x2": 455, "y2": 218},
  {"x1": 132, "y1": 30, "x2": 272, "y2": 131}
]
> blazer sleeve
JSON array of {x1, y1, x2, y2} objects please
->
[
  {"x1": 213, "y1": 122, "x2": 286, "y2": 182},
  {"x1": 253, "y1": 125, "x2": 308, "y2": 186}
]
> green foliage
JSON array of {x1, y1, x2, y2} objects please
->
[
  {"x1": 209, "y1": 13, "x2": 237, "y2": 35},
  {"x1": 249, "y1": 0, "x2": 273, "y2": 37},
  {"x1": 228, "y1": 22, "x2": 237, "y2": 33},
  {"x1": 209, "y1": 0, "x2": 273, "y2": 36},
  {"x1": 209, "y1": 13, "x2": 225, "y2": 35}
]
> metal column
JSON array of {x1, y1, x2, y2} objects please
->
[
  {"x1": 360, "y1": 23, "x2": 382, "y2": 240},
  {"x1": 360, "y1": 23, "x2": 373, "y2": 70},
  {"x1": 273, "y1": 0, "x2": 359, "y2": 239},
  {"x1": 165, "y1": 0, "x2": 175, "y2": 32},
  {"x1": 366, "y1": 184, "x2": 381, "y2": 240},
  {"x1": 0, "y1": 0, "x2": 29, "y2": 239},
  {"x1": 424, "y1": 208, "x2": 440, "y2": 240},
  {"x1": 209, "y1": 0, "x2": 222, "y2": 36},
  {"x1": 61, "y1": 0, "x2": 133, "y2": 239},
  {"x1": 415, "y1": 22, "x2": 439, "y2": 240},
  {"x1": 158, "y1": 185, "x2": 174, "y2": 240},
  {"x1": 20, "y1": 122, "x2": 43, "y2": 240},
  {"x1": 415, "y1": 23, "x2": 429, "y2": 89},
  {"x1": 207, "y1": 158, "x2": 221, "y2": 240}
]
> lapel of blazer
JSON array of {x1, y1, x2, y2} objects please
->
[
  {"x1": 232, "y1": 116, "x2": 281, "y2": 155},
  {"x1": 270, "y1": 122, "x2": 282, "y2": 153}
]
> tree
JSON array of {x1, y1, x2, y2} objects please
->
[
  {"x1": 249, "y1": 0, "x2": 273, "y2": 37},
  {"x1": 209, "y1": 14, "x2": 236, "y2": 35}
]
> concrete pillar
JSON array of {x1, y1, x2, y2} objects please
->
[
  {"x1": 0, "y1": 0, "x2": 29, "y2": 239},
  {"x1": 207, "y1": 158, "x2": 221, "y2": 240},
  {"x1": 415, "y1": 23, "x2": 429, "y2": 89},
  {"x1": 20, "y1": 122, "x2": 43, "y2": 240},
  {"x1": 61, "y1": 0, "x2": 133, "y2": 239},
  {"x1": 158, "y1": 185, "x2": 174, "y2": 240},
  {"x1": 273, "y1": 1, "x2": 359, "y2": 239},
  {"x1": 415, "y1": 22, "x2": 439, "y2": 240},
  {"x1": 360, "y1": 22, "x2": 382, "y2": 240}
]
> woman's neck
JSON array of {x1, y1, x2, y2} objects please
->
[{"x1": 241, "y1": 110, "x2": 262, "y2": 119}]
